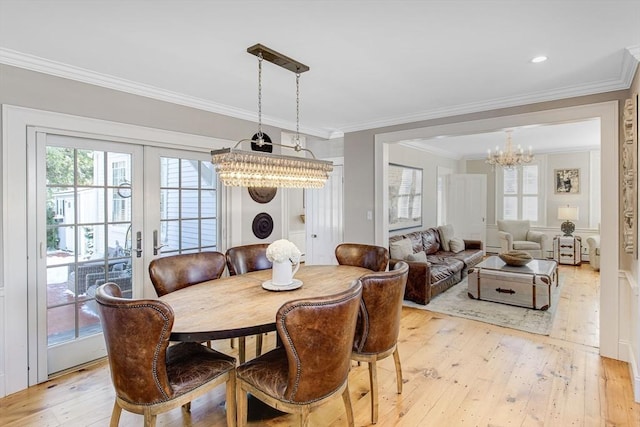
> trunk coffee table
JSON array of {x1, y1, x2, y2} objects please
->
[{"x1": 467, "y1": 256, "x2": 558, "y2": 310}]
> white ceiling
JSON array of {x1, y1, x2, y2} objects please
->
[{"x1": 0, "y1": 0, "x2": 639, "y2": 153}]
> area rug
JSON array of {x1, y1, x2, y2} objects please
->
[{"x1": 403, "y1": 276, "x2": 563, "y2": 335}]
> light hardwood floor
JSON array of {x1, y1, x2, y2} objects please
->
[{"x1": 1, "y1": 264, "x2": 639, "y2": 426}]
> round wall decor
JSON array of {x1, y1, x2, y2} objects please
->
[
  {"x1": 248, "y1": 187, "x2": 277, "y2": 204},
  {"x1": 252, "y1": 212, "x2": 274, "y2": 239}
]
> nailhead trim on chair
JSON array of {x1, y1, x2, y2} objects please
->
[
  {"x1": 99, "y1": 301, "x2": 172, "y2": 404},
  {"x1": 278, "y1": 293, "x2": 358, "y2": 404}
]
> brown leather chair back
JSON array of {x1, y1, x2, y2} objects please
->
[
  {"x1": 353, "y1": 261, "x2": 409, "y2": 354},
  {"x1": 225, "y1": 243, "x2": 272, "y2": 276},
  {"x1": 335, "y1": 243, "x2": 389, "y2": 272},
  {"x1": 148, "y1": 251, "x2": 226, "y2": 297},
  {"x1": 277, "y1": 281, "x2": 363, "y2": 403},
  {"x1": 95, "y1": 282, "x2": 175, "y2": 404}
]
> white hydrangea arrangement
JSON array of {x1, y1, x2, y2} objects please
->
[{"x1": 266, "y1": 239, "x2": 301, "y2": 263}]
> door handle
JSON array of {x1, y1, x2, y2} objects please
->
[
  {"x1": 153, "y1": 230, "x2": 167, "y2": 255},
  {"x1": 135, "y1": 231, "x2": 142, "y2": 258},
  {"x1": 311, "y1": 234, "x2": 317, "y2": 238}
]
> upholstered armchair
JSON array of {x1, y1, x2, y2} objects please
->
[
  {"x1": 497, "y1": 220, "x2": 548, "y2": 259},
  {"x1": 335, "y1": 243, "x2": 389, "y2": 272},
  {"x1": 148, "y1": 252, "x2": 227, "y2": 297},
  {"x1": 95, "y1": 283, "x2": 237, "y2": 427},
  {"x1": 236, "y1": 282, "x2": 363, "y2": 426},
  {"x1": 586, "y1": 235, "x2": 600, "y2": 271},
  {"x1": 226, "y1": 243, "x2": 272, "y2": 363},
  {"x1": 352, "y1": 261, "x2": 409, "y2": 423}
]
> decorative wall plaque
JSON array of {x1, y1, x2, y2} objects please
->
[
  {"x1": 252, "y1": 212, "x2": 274, "y2": 239},
  {"x1": 622, "y1": 96, "x2": 638, "y2": 257},
  {"x1": 248, "y1": 187, "x2": 277, "y2": 204}
]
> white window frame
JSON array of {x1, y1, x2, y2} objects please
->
[{"x1": 496, "y1": 159, "x2": 546, "y2": 226}]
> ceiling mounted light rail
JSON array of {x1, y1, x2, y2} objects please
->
[{"x1": 211, "y1": 44, "x2": 333, "y2": 188}]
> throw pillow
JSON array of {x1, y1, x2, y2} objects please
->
[
  {"x1": 437, "y1": 224, "x2": 455, "y2": 251},
  {"x1": 405, "y1": 251, "x2": 428, "y2": 263},
  {"x1": 390, "y1": 238, "x2": 413, "y2": 260},
  {"x1": 449, "y1": 237, "x2": 465, "y2": 253}
]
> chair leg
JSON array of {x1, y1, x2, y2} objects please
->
[
  {"x1": 368, "y1": 360, "x2": 378, "y2": 423},
  {"x1": 299, "y1": 407, "x2": 311, "y2": 427},
  {"x1": 342, "y1": 384, "x2": 355, "y2": 427},
  {"x1": 230, "y1": 338, "x2": 235, "y2": 348},
  {"x1": 143, "y1": 408, "x2": 156, "y2": 427},
  {"x1": 110, "y1": 401, "x2": 122, "y2": 427},
  {"x1": 256, "y1": 334, "x2": 263, "y2": 358},
  {"x1": 239, "y1": 336, "x2": 246, "y2": 364},
  {"x1": 236, "y1": 383, "x2": 248, "y2": 427},
  {"x1": 226, "y1": 371, "x2": 237, "y2": 427},
  {"x1": 182, "y1": 401, "x2": 191, "y2": 412},
  {"x1": 393, "y1": 347, "x2": 403, "y2": 394}
]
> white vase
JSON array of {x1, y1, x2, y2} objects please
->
[{"x1": 271, "y1": 259, "x2": 300, "y2": 286}]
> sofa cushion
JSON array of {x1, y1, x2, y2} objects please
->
[
  {"x1": 406, "y1": 251, "x2": 428, "y2": 263},
  {"x1": 427, "y1": 254, "x2": 464, "y2": 275},
  {"x1": 390, "y1": 237, "x2": 413, "y2": 260},
  {"x1": 513, "y1": 240, "x2": 541, "y2": 251},
  {"x1": 437, "y1": 224, "x2": 455, "y2": 251},
  {"x1": 422, "y1": 228, "x2": 441, "y2": 255},
  {"x1": 451, "y1": 249, "x2": 483, "y2": 269},
  {"x1": 449, "y1": 237, "x2": 465, "y2": 253}
]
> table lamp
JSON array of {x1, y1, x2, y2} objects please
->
[{"x1": 558, "y1": 206, "x2": 579, "y2": 236}]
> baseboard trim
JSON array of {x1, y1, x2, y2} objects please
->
[{"x1": 626, "y1": 342, "x2": 640, "y2": 402}]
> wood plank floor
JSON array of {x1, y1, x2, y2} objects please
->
[{"x1": 1, "y1": 264, "x2": 639, "y2": 426}]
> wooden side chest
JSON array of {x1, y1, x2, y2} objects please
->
[{"x1": 553, "y1": 235, "x2": 581, "y2": 265}]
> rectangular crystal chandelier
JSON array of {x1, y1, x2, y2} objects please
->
[
  {"x1": 211, "y1": 147, "x2": 334, "y2": 188},
  {"x1": 211, "y1": 44, "x2": 333, "y2": 188}
]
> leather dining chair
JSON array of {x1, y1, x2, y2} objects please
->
[
  {"x1": 148, "y1": 251, "x2": 227, "y2": 297},
  {"x1": 236, "y1": 281, "x2": 363, "y2": 427},
  {"x1": 335, "y1": 243, "x2": 390, "y2": 272},
  {"x1": 149, "y1": 252, "x2": 227, "y2": 349},
  {"x1": 352, "y1": 261, "x2": 409, "y2": 424},
  {"x1": 225, "y1": 243, "x2": 272, "y2": 275},
  {"x1": 95, "y1": 282, "x2": 237, "y2": 427},
  {"x1": 225, "y1": 243, "x2": 272, "y2": 363}
]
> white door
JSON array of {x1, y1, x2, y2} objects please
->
[
  {"x1": 305, "y1": 163, "x2": 343, "y2": 265},
  {"x1": 36, "y1": 136, "x2": 221, "y2": 377},
  {"x1": 446, "y1": 174, "x2": 487, "y2": 252},
  {"x1": 142, "y1": 147, "x2": 221, "y2": 297},
  {"x1": 36, "y1": 132, "x2": 144, "y2": 377}
]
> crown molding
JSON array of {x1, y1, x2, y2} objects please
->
[
  {"x1": 340, "y1": 47, "x2": 640, "y2": 135},
  {"x1": 2, "y1": 46, "x2": 637, "y2": 140},
  {"x1": 0, "y1": 48, "x2": 333, "y2": 139}
]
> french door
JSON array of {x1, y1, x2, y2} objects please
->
[
  {"x1": 37, "y1": 132, "x2": 144, "y2": 376},
  {"x1": 36, "y1": 133, "x2": 219, "y2": 377}
]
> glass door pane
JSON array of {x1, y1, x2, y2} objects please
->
[
  {"x1": 45, "y1": 146, "x2": 133, "y2": 346},
  {"x1": 158, "y1": 156, "x2": 217, "y2": 255}
]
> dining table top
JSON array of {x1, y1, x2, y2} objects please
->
[{"x1": 159, "y1": 264, "x2": 371, "y2": 342}]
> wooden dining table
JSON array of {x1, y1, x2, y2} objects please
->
[{"x1": 159, "y1": 264, "x2": 371, "y2": 343}]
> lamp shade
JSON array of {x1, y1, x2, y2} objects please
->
[{"x1": 558, "y1": 206, "x2": 579, "y2": 221}]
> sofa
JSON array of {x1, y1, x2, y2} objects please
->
[{"x1": 389, "y1": 227, "x2": 483, "y2": 305}]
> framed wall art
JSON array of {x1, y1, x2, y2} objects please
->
[
  {"x1": 388, "y1": 163, "x2": 422, "y2": 231},
  {"x1": 554, "y1": 168, "x2": 580, "y2": 194}
]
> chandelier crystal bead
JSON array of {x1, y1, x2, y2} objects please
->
[{"x1": 486, "y1": 130, "x2": 534, "y2": 169}]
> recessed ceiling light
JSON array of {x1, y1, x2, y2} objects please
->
[{"x1": 531, "y1": 55, "x2": 548, "y2": 63}]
